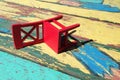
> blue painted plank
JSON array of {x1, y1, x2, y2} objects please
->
[
  {"x1": 72, "y1": 43, "x2": 119, "y2": 76},
  {"x1": 0, "y1": 51, "x2": 79, "y2": 80},
  {"x1": 78, "y1": 44, "x2": 119, "y2": 69},
  {"x1": 72, "y1": 51, "x2": 105, "y2": 77},
  {"x1": 81, "y1": 3, "x2": 120, "y2": 12}
]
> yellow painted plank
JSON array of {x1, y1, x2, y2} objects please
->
[
  {"x1": 41, "y1": 0, "x2": 58, "y2": 2},
  {"x1": 103, "y1": 0, "x2": 120, "y2": 8},
  {"x1": 1, "y1": 1, "x2": 120, "y2": 46},
  {"x1": 0, "y1": 10, "x2": 19, "y2": 19},
  {"x1": 4, "y1": 0, "x2": 120, "y2": 24},
  {"x1": 33, "y1": 43, "x2": 90, "y2": 74},
  {"x1": 0, "y1": 2, "x2": 20, "y2": 13},
  {"x1": 69, "y1": 16, "x2": 120, "y2": 45},
  {"x1": 98, "y1": 47, "x2": 120, "y2": 62}
]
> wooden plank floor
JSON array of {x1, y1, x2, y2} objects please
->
[{"x1": 0, "y1": 0, "x2": 120, "y2": 80}]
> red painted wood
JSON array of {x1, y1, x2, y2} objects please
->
[
  {"x1": 44, "y1": 22, "x2": 59, "y2": 53},
  {"x1": 12, "y1": 24, "x2": 22, "y2": 49},
  {"x1": 12, "y1": 24, "x2": 44, "y2": 49}
]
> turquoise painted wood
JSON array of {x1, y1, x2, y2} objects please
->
[
  {"x1": 0, "y1": 28, "x2": 10, "y2": 33},
  {"x1": 0, "y1": 51, "x2": 79, "y2": 80},
  {"x1": 72, "y1": 43, "x2": 119, "y2": 77},
  {"x1": 76, "y1": 0, "x2": 103, "y2": 3}
]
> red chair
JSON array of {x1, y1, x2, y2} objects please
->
[{"x1": 12, "y1": 15, "x2": 80, "y2": 53}]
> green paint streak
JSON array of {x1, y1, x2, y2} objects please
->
[
  {"x1": 12, "y1": 14, "x2": 36, "y2": 19},
  {"x1": 0, "y1": 18, "x2": 15, "y2": 30},
  {"x1": 0, "y1": 34, "x2": 13, "y2": 48},
  {"x1": 92, "y1": 42, "x2": 120, "y2": 53}
]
